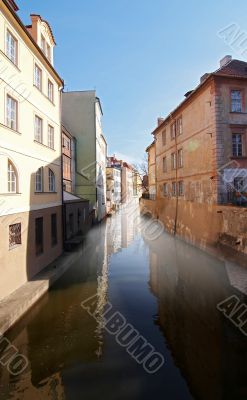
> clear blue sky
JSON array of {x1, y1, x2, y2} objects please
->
[{"x1": 19, "y1": 0, "x2": 247, "y2": 164}]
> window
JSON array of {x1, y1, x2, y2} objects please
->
[
  {"x1": 6, "y1": 30, "x2": 17, "y2": 65},
  {"x1": 41, "y1": 35, "x2": 46, "y2": 53},
  {"x1": 34, "y1": 116, "x2": 43, "y2": 143},
  {"x1": 34, "y1": 64, "x2": 42, "y2": 91},
  {"x1": 8, "y1": 161, "x2": 17, "y2": 193},
  {"x1": 177, "y1": 117, "x2": 183, "y2": 135},
  {"x1": 35, "y1": 168, "x2": 43, "y2": 192},
  {"x1": 178, "y1": 149, "x2": 183, "y2": 168},
  {"x1": 163, "y1": 183, "x2": 168, "y2": 196},
  {"x1": 63, "y1": 136, "x2": 70, "y2": 150},
  {"x1": 48, "y1": 169, "x2": 55, "y2": 192},
  {"x1": 47, "y1": 44, "x2": 51, "y2": 61},
  {"x1": 51, "y1": 214, "x2": 57, "y2": 246},
  {"x1": 63, "y1": 155, "x2": 71, "y2": 180},
  {"x1": 35, "y1": 217, "x2": 43, "y2": 256},
  {"x1": 172, "y1": 182, "x2": 177, "y2": 196},
  {"x1": 162, "y1": 129, "x2": 166, "y2": 146},
  {"x1": 171, "y1": 152, "x2": 177, "y2": 170},
  {"x1": 170, "y1": 122, "x2": 176, "y2": 139},
  {"x1": 162, "y1": 156, "x2": 167, "y2": 173},
  {"x1": 6, "y1": 95, "x2": 18, "y2": 130},
  {"x1": 48, "y1": 80, "x2": 54, "y2": 102},
  {"x1": 178, "y1": 181, "x2": 184, "y2": 196},
  {"x1": 9, "y1": 223, "x2": 21, "y2": 248},
  {"x1": 232, "y1": 134, "x2": 243, "y2": 157},
  {"x1": 48, "y1": 125, "x2": 54, "y2": 149},
  {"x1": 231, "y1": 90, "x2": 243, "y2": 113}
]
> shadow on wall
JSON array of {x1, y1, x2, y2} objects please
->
[{"x1": 25, "y1": 157, "x2": 63, "y2": 281}]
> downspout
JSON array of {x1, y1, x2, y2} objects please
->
[
  {"x1": 60, "y1": 86, "x2": 65, "y2": 248},
  {"x1": 170, "y1": 112, "x2": 178, "y2": 236}
]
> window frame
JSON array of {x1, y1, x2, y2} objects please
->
[
  {"x1": 171, "y1": 152, "x2": 177, "y2": 170},
  {"x1": 9, "y1": 223, "x2": 21, "y2": 249},
  {"x1": 232, "y1": 133, "x2": 243, "y2": 157},
  {"x1": 35, "y1": 167, "x2": 43, "y2": 193},
  {"x1": 6, "y1": 94, "x2": 18, "y2": 131},
  {"x1": 170, "y1": 122, "x2": 176, "y2": 140},
  {"x1": 34, "y1": 63, "x2": 42, "y2": 91},
  {"x1": 162, "y1": 129, "x2": 166, "y2": 146},
  {"x1": 172, "y1": 182, "x2": 177, "y2": 197},
  {"x1": 48, "y1": 168, "x2": 56, "y2": 192},
  {"x1": 34, "y1": 115, "x2": 43, "y2": 143},
  {"x1": 6, "y1": 29, "x2": 18, "y2": 66},
  {"x1": 178, "y1": 148, "x2": 183, "y2": 168},
  {"x1": 48, "y1": 79, "x2": 54, "y2": 102},
  {"x1": 48, "y1": 124, "x2": 55, "y2": 149},
  {"x1": 8, "y1": 160, "x2": 18, "y2": 193},
  {"x1": 177, "y1": 116, "x2": 183, "y2": 135},
  {"x1": 178, "y1": 181, "x2": 184, "y2": 196},
  {"x1": 162, "y1": 156, "x2": 167, "y2": 173},
  {"x1": 163, "y1": 183, "x2": 168, "y2": 196},
  {"x1": 230, "y1": 89, "x2": 244, "y2": 113}
]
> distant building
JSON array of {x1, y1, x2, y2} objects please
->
[
  {"x1": 121, "y1": 162, "x2": 134, "y2": 204},
  {"x1": 146, "y1": 141, "x2": 156, "y2": 199},
  {"x1": 133, "y1": 170, "x2": 142, "y2": 199},
  {"x1": 0, "y1": 1, "x2": 63, "y2": 301},
  {"x1": 106, "y1": 165, "x2": 121, "y2": 212},
  {"x1": 62, "y1": 125, "x2": 90, "y2": 245},
  {"x1": 62, "y1": 91, "x2": 107, "y2": 222},
  {"x1": 62, "y1": 125, "x2": 76, "y2": 194}
]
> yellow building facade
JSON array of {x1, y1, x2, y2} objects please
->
[{"x1": 0, "y1": 1, "x2": 63, "y2": 301}]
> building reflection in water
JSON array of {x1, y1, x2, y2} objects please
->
[
  {"x1": 0, "y1": 209, "x2": 140, "y2": 399},
  {"x1": 148, "y1": 232, "x2": 247, "y2": 400}
]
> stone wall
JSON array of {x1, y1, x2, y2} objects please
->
[{"x1": 140, "y1": 199, "x2": 247, "y2": 256}]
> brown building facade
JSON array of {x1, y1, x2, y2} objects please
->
[{"x1": 143, "y1": 56, "x2": 247, "y2": 251}]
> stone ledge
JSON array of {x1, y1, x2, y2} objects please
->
[{"x1": 0, "y1": 250, "x2": 82, "y2": 335}]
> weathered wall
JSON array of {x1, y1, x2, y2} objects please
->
[{"x1": 140, "y1": 199, "x2": 247, "y2": 255}]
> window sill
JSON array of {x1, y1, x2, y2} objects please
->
[
  {"x1": 0, "y1": 49, "x2": 20, "y2": 71},
  {"x1": 230, "y1": 156, "x2": 247, "y2": 160},
  {"x1": 0, "y1": 122, "x2": 21, "y2": 135},
  {"x1": 0, "y1": 192, "x2": 22, "y2": 196},
  {"x1": 9, "y1": 244, "x2": 22, "y2": 251},
  {"x1": 34, "y1": 140, "x2": 56, "y2": 151},
  {"x1": 230, "y1": 111, "x2": 247, "y2": 114},
  {"x1": 35, "y1": 191, "x2": 57, "y2": 194}
]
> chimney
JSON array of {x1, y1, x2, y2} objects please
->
[
  {"x1": 220, "y1": 55, "x2": 232, "y2": 68},
  {"x1": 157, "y1": 118, "x2": 165, "y2": 127},
  {"x1": 200, "y1": 73, "x2": 210, "y2": 84}
]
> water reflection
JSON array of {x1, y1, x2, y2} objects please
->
[{"x1": 0, "y1": 206, "x2": 246, "y2": 400}]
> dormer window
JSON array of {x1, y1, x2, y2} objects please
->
[{"x1": 41, "y1": 35, "x2": 46, "y2": 54}]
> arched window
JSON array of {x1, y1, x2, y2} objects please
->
[
  {"x1": 8, "y1": 161, "x2": 17, "y2": 193},
  {"x1": 48, "y1": 169, "x2": 55, "y2": 192},
  {"x1": 35, "y1": 167, "x2": 43, "y2": 192}
]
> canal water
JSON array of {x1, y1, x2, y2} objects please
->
[{"x1": 0, "y1": 206, "x2": 246, "y2": 400}]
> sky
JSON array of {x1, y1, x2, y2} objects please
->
[{"x1": 19, "y1": 0, "x2": 247, "y2": 164}]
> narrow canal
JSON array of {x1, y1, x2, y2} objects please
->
[{"x1": 0, "y1": 206, "x2": 246, "y2": 400}]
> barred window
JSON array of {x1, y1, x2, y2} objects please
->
[{"x1": 9, "y1": 223, "x2": 21, "y2": 248}]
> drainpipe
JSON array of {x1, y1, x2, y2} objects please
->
[
  {"x1": 60, "y1": 87, "x2": 66, "y2": 249},
  {"x1": 170, "y1": 112, "x2": 178, "y2": 236}
]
